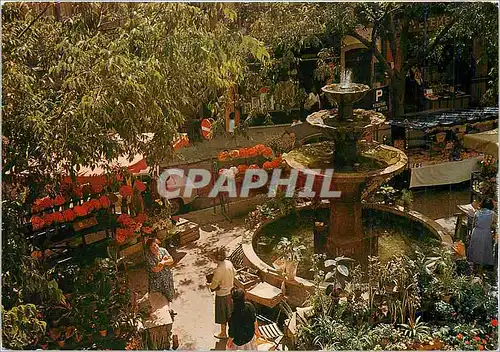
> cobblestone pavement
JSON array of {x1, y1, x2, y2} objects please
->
[{"x1": 128, "y1": 219, "x2": 245, "y2": 350}]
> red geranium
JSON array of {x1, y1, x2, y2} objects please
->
[
  {"x1": 87, "y1": 199, "x2": 101, "y2": 212},
  {"x1": 262, "y1": 147, "x2": 273, "y2": 158},
  {"x1": 31, "y1": 216, "x2": 45, "y2": 231},
  {"x1": 135, "y1": 212, "x2": 147, "y2": 224},
  {"x1": 255, "y1": 144, "x2": 266, "y2": 153},
  {"x1": 237, "y1": 164, "x2": 248, "y2": 174},
  {"x1": 116, "y1": 228, "x2": 128, "y2": 244},
  {"x1": 51, "y1": 212, "x2": 64, "y2": 223},
  {"x1": 42, "y1": 213, "x2": 54, "y2": 227},
  {"x1": 478, "y1": 345, "x2": 484, "y2": 351},
  {"x1": 142, "y1": 226, "x2": 152, "y2": 235},
  {"x1": 456, "y1": 334, "x2": 463, "y2": 340},
  {"x1": 34, "y1": 197, "x2": 53, "y2": 210},
  {"x1": 99, "y1": 195, "x2": 111, "y2": 208},
  {"x1": 246, "y1": 147, "x2": 258, "y2": 157},
  {"x1": 62, "y1": 209, "x2": 76, "y2": 222},
  {"x1": 116, "y1": 173, "x2": 124, "y2": 182},
  {"x1": 492, "y1": 318, "x2": 498, "y2": 327},
  {"x1": 249, "y1": 164, "x2": 259, "y2": 169},
  {"x1": 133, "y1": 180, "x2": 147, "y2": 192},
  {"x1": 263, "y1": 161, "x2": 273, "y2": 170},
  {"x1": 73, "y1": 205, "x2": 89, "y2": 217},
  {"x1": 473, "y1": 336, "x2": 481, "y2": 342},
  {"x1": 119, "y1": 185, "x2": 134, "y2": 198},
  {"x1": 53, "y1": 195, "x2": 66, "y2": 206},
  {"x1": 118, "y1": 214, "x2": 136, "y2": 228}
]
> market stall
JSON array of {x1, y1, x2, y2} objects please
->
[
  {"x1": 464, "y1": 128, "x2": 499, "y2": 158},
  {"x1": 388, "y1": 107, "x2": 498, "y2": 188}
]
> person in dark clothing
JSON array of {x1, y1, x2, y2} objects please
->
[{"x1": 226, "y1": 288, "x2": 260, "y2": 350}]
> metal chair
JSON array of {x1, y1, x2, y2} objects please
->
[{"x1": 256, "y1": 301, "x2": 295, "y2": 350}]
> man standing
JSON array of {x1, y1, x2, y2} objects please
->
[{"x1": 208, "y1": 247, "x2": 236, "y2": 339}]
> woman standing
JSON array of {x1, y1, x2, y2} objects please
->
[
  {"x1": 226, "y1": 288, "x2": 260, "y2": 350},
  {"x1": 146, "y1": 238, "x2": 175, "y2": 309},
  {"x1": 467, "y1": 198, "x2": 497, "y2": 269}
]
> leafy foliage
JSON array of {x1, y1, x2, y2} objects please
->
[{"x1": 2, "y1": 304, "x2": 47, "y2": 349}]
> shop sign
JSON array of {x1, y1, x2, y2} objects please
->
[{"x1": 409, "y1": 16, "x2": 452, "y2": 33}]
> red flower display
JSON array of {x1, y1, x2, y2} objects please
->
[
  {"x1": 478, "y1": 345, "x2": 484, "y2": 351},
  {"x1": 262, "y1": 147, "x2": 273, "y2": 158},
  {"x1": 34, "y1": 197, "x2": 53, "y2": 210},
  {"x1": 135, "y1": 212, "x2": 147, "y2": 224},
  {"x1": 248, "y1": 164, "x2": 259, "y2": 169},
  {"x1": 492, "y1": 318, "x2": 498, "y2": 327},
  {"x1": 51, "y1": 212, "x2": 64, "y2": 223},
  {"x1": 133, "y1": 180, "x2": 147, "y2": 193},
  {"x1": 73, "y1": 205, "x2": 89, "y2": 217},
  {"x1": 255, "y1": 144, "x2": 266, "y2": 153},
  {"x1": 99, "y1": 195, "x2": 111, "y2": 208},
  {"x1": 142, "y1": 226, "x2": 152, "y2": 235},
  {"x1": 263, "y1": 161, "x2": 273, "y2": 170},
  {"x1": 53, "y1": 195, "x2": 66, "y2": 206},
  {"x1": 118, "y1": 214, "x2": 136, "y2": 228},
  {"x1": 31, "y1": 216, "x2": 45, "y2": 231},
  {"x1": 456, "y1": 334, "x2": 463, "y2": 340},
  {"x1": 237, "y1": 165, "x2": 248, "y2": 174},
  {"x1": 119, "y1": 185, "x2": 134, "y2": 198},
  {"x1": 116, "y1": 174, "x2": 124, "y2": 182},
  {"x1": 116, "y1": 228, "x2": 128, "y2": 244},
  {"x1": 246, "y1": 147, "x2": 258, "y2": 157},
  {"x1": 62, "y1": 209, "x2": 76, "y2": 222},
  {"x1": 42, "y1": 213, "x2": 54, "y2": 227},
  {"x1": 87, "y1": 199, "x2": 101, "y2": 212}
]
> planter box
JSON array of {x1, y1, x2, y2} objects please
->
[
  {"x1": 73, "y1": 216, "x2": 98, "y2": 232},
  {"x1": 235, "y1": 268, "x2": 260, "y2": 290},
  {"x1": 177, "y1": 219, "x2": 200, "y2": 246}
]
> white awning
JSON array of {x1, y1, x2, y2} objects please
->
[{"x1": 464, "y1": 128, "x2": 498, "y2": 158}]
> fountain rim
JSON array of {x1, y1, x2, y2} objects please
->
[
  {"x1": 283, "y1": 142, "x2": 409, "y2": 181},
  {"x1": 305, "y1": 109, "x2": 387, "y2": 131},
  {"x1": 321, "y1": 82, "x2": 371, "y2": 95},
  {"x1": 242, "y1": 202, "x2": 453, "y2": 288}
]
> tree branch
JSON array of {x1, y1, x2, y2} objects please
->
[
  {"x1": 403, "y1": 18, "x2": 457, "y2": 73},
  {"x1": 18, "y1": 3, "x2": 50, "y2": 39},
  {"x1": 348, "y1": 29, "x2": 393, "y2": 78}
]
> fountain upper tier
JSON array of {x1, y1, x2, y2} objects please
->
[{"x1": 322, "y1": 83, "x2": 371, "y2": 108}]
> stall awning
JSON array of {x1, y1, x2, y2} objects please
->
[{"x1": 464, "y1": 128, "x2": 498, "y2": 158}]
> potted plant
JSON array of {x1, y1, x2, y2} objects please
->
[
  {"x1": 400, "y1": 189, "x2": 413, "y2": 212},
  {"x1": 376, "y1": 185, "x2": 397, "y2": 205},
  {"x1": 276, "y1": 237, "x2": 306, "y2": 280}
]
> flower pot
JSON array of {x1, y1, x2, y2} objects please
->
[
  {"x1": 99, "y1": 330, "x2": 107, "y2": 337},
  {"x1": 157, "y1": 229, "x2": 167, "y2": 240},
  {"x1": 285, "y1": 261, "x2": 298, "y2": 280},
  {"x1": 126, "y1": 237, "x2": 138, "y2": 245}
]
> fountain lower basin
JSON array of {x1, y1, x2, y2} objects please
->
[{"x1": 240, "y1": 202, "x2": 452, "y2": 306}]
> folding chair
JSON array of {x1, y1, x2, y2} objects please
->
[
  {"x1": 228, "y1": 244, "x2": 244, "y2": 269},
  {"x1": 257, "y1": 313, "x2": 285, "y2": 349},
  {"x1": 256, "y1": 301, "x2": 294, "y2": 350}
]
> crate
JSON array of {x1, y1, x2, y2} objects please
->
[
  {"x1": 245, "y1": 282, "x2": 283, "y2": 308},
  {"x1": 177, "y1": 220, "x2": 200, "y2": 246},
  {"x1": 234, "y1": 268, "x2": 260, "y2": 290},
  {"x1": 73, "y1": 215, "x2": 98, "y2": 232}
]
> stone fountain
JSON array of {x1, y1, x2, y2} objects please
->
[{"x1": 283, "y1": 70, "x2": 408, "y2": 260}]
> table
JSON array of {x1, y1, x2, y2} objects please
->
[{"x1": 409, "y1": 156, "x2": 481, "y2": 188}]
